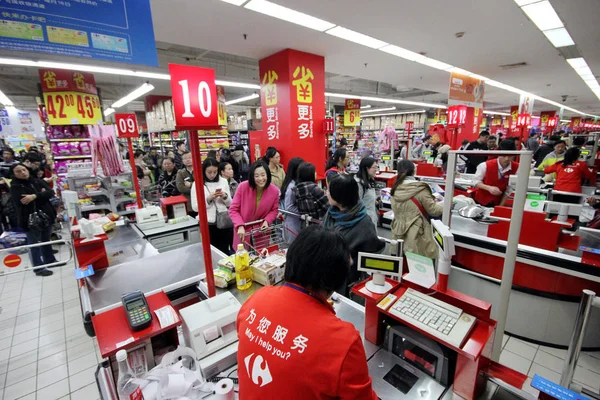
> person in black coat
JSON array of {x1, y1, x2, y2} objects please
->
[{"x1": 10, "y1": 163, "x2": 58, "y2": 276}]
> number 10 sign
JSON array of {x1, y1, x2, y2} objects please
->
[{"x1": 168, "y1": 64, "x2": 219, "y2": 128}]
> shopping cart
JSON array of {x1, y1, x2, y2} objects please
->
[
  {"x1": 278, "y1": 209, "x2": 323, "y2": 243},
  {"x1": 140, "y1": 182, "x2": 161, "y2": 206}
]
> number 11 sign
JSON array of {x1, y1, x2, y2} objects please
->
[{"x1": 168, "y1": 64, "x2": 219, "y2": 128}]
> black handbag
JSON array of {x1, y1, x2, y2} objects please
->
[{"x1": 28, "y1": 206, "x2": 51, "y2": 231}]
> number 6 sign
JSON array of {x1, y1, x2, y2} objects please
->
[
  {"x1": 168, "y1": 64, "x2": 219, "y2": 128},
  {"x1": 115, "y1": 113, "x2": 139, "y2": 138}
]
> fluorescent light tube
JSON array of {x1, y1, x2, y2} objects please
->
[
  {"x1": 566, "y1": 57, "x2": 587, "y2": 69},
  {"x1": 111, "y1": 83, "x2": 154, "y2": 108},
  {"x1": 224, "y1": 93, "x2": 259, "y2": 105},
  {"x1": 220, "y1": 0, "x2": 247, "y2": 5},
  {"x1": 244, "y1": 0, "x2": 335, "y2": 32},
  {"x1": 0, "y1": 90, "x2": 13, "y2": 106},
  {"x1": 483, "y1": 110, "x2": 511, "y2": 116},
  {"x1": 325, "y1": 26, "x2": 388, "y2": 49},
  {"x1": 379, "y1": 45, "x2": 423, "y2": 61},
  {"x1": 215, "y1": 80, "x2": 261, "y2": 90},
  {"x1": 514, "y1": 0, "x2": 542, "y2": 6},
  {"x1": 543, "y1": 27, "x2": 574, "y2": 48},
  {"x1": 135, "y1": 71, "x2": 171, "y2": 80},
  {"x1": 560, "y1": 119, "x2": 570, "y2": 123},
  {"x1": 104, "y1": 108, "x2": 115, "y2": 117},
  {"x1": 360, "y1": 105, "x2": 371, "y2": 109},
  {"x1": 0, "y1": 58, "x2": 37, "y2": 67},
  {"x1": 521, "y1": 1, "x2": 563, "y2": 31},
  {"x1": 361, "y1": 107, "x2": 396, "y2": 114},
  {"x1": 324, "y1": 92, "x2": 445, "y2": 109},
  {"x1": 415, "y1": 57, "x2": 453, "y2": 71},
  {"x1": 324, "y1": 92, "x2": 360, "y2": 99},
  {"x1": 361, "y1": 110, "x2": 426, "y2": 118},
  {"x1": 447, "y1": 67, "x2": 474, "y2": 76}
]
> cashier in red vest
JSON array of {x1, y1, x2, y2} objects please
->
[
  {"x1": 544, "y1": 147, "x2": 594, "y2": 193},
  {"x1": 236, "y1": 224, "x2": 378, "y2": 400},
  {"x1": 473, "y1": 139, "x2": 519, "y2": 207}
]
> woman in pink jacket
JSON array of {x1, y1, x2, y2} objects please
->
[{"x1": 229, "y1": 161, "x2": 280, "y2": 248}]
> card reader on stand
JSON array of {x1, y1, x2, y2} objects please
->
[{"x1": 358, "y1": 240, "x2": 403, "y2": 294}]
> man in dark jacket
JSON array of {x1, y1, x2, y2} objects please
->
[
  {"x1": 323, "y1": 174, "x2": 385, "y2": 295},
  {"x1": 534, "y1": 135, "x2": 561, "y2": 167},
  {"x1": 10, "y1": 163, "x2": 58, "y2": 276},
  {"x1": 143, "y1": 147, "x2": 163, "y2": 182}
]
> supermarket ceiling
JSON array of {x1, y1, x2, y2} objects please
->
[{"x1": 151, "y1": 0, "x2": 600, "y2": 116}]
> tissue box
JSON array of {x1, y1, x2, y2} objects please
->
[{"x1": 251, "y1": 251, "x2": 286, "y2": 286}]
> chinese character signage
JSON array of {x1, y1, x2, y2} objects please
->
[
  {"x1": 259, "y1": 49, "x2": 326, "y2": 176},
  {"x1": 0, "y1": 0, "x2": 157, "y2": 66},
  {"x1": 343, "y1": 98, "x2": 360, "y2": 127},
  {"x1": 540, "y1": 110, "x2": 556, "y2": 134},
  {"x1": 448, "y1": 72, "x2": 485, "y2": 108},
  {"x1": 38, "y1": 68, "x2": 101, "y2": 125}
]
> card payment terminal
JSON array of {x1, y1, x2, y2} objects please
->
[{"x1": 122, "y1": 291, "x2": 152, "y2": 331}]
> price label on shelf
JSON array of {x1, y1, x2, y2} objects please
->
[
  {"x1": 115, "y1": 113, "x2": 139, "y2": 138},
  {"x1": 168, "y1": 64, "x2": 219, "y2": 128},
  {"x1": 517, "y1": 113, "x2": 531, "y2": 127},
  {"x1": 344, "y1": 109, "x2": 360, "y2": 127},
  {"x1": 446, "y1": 105, "x2": 467, "y2": 128},
  {"x1": 43, "y1": 91, "x2": 102, "y2": 125}
]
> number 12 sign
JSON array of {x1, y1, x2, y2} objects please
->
[
  {"x1": 168, "y1": 64, "x2": 219, "y2": 128},
  {"x1": 115, "y1": 113, "x2": 139, "y2": 138},
  {"x1": 446, "y1": 105, "x2": 467, "y2": 128}
]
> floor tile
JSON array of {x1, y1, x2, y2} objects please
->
[
  {"x1": 0, "y1": 348, "x2": 10, "y2": 362},
  {"x1": 9, "y1": 338, "x2": 38, "y2": 357},
  {"x1": 38, "y1": 341, "x2": 67, "y2": 361},
  {"x1": 67, "y1": 352, "x2": 96, "y2": 374},
  {"x1": 0, "y1": 309, "x2": 18, "y2": 322},
  {"x1": 39, "y1": 320, "x2": 64, "y2": 337},
  {"x1": 35, "y1": 378, "x2": 69, "y2": 400},
  {"x1": 65, "y1": 324, "x2": 85, "y2": 339},
  {"x1": 66, "y1": 341, "x2": 94, "y2": 362},
  {"x1": 65, "y1": 334, "x2": 91, "y2": 351},
  {"x1": 40, "y1": 313, "x2": 64, "y2": 327},
  {"x1": 0, "y1": 326, "x2": 14, "y2": 340},
  {"x1": 573, "y1": 366, "x2": 600, "y2": 392},
  {"x1": 529, "y1": 363, "x2": 561, "y2": 384},
  {"x1": 70, "y1": 382, "x2": 100, "y2": 400},
  {"x1": 522, "y1": 377, "x2": 540, "y2": 398},
  {"x1": 40, "y1": 305, "x2": 63, "y2": 318},
  {"x1": 68, "y1": 365, "x2": 95, "y2": 392},
  {"x1": 12, "y1": 328, "x2": 40, "y2": 347},
  {"x1": 500, "y1": 350, "x2": 533, "y2": 375},
  {"x1": 37, "y1": 364, "x2": 69, "y2": 390},
  {"x1": 501, "y1": 334, "x2": 509, "y2": 348},
  {"x1": 534, "y1": 350, "x2": 565, "y2": 374},
  {"x1": 5, "y1": 362, "x2": 37, "y2": 387},
  {"x1": 578, "y1": 353, "x2": 600, "y2": 375},
  {"x1": 15, "y1": 311, "x2": 40, "y2": 326},
  {"x1": 505, "y1": 337, "x2": 538, "y2": 361},
  {"x1": 14, "y1": 320, "x2": 40, "y2": 335},
  {"x1": 2, "y1": 375, "x2": 36, "y2": 400},
  {"x1": 41, "y1": 296, "x2": 64, "y2": 308},
  {"x1": 38, "y1": 351, "x2": 67, "y2": 374},
  {"x1": 38, "y1": 329, "x2": 65, "y2": 348},
  {"x1": 7, "y1": 349, "x2": 37, "y2": 371},
  {"x1": 0, "y1": 336, "x2": 12, "y2": 351},
  {"x1": 18, "y1": 296, "x2": 41, "y2": 309}
]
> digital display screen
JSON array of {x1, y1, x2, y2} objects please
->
[
  {"x1": 423, "y1": 150, "x2": 433, "y2": 156},
  {"x1": 364, "y1": 257, "x2": 398, "y2": 272},
  {"x1": 581, "y1": 150, "x2": 590, "y2": 156},
  {"x1": 433, "y1": 230, "x2": 444, "y2": 251},
  {"x1": 126, "y1": 299, "x2": 144, "y2": 311}
]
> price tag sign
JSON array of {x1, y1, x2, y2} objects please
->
[
  {"x1": 446, "y1": 105, "x2": 467, "y2": 128},
  {"x1": 168, "y1": 64, "x2": 219, "y2": 128},
  {"x1": 548, "y1": 117, "x2": 558, "y2": 128},
  {"x1": 115, "y1": 113, "x2": 139, "y2": 138},
  {"x1": 43, "y1": 91, "x2": 102, "y2": 125},
  {"x1": 517, "y1": 113, "x2": 531, "y2": 127},
  {"x1": 344, "y1": 109, "x2": 360, "y2": 127}
]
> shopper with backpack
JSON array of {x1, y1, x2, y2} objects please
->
[
  {"x1": 295, "y1": 162, "x2": 329, "y2": 220},
  {"x1": 232, "y1": 145, "x2": 250, "y2": 181}
]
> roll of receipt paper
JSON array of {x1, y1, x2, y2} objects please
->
[{"x1": 214, "y1": 378, "x2": 234, "y2": 400}]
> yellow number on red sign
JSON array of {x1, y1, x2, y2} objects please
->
[{"x1": 43, "y1": 91, "x2": 102, "y2": 125}]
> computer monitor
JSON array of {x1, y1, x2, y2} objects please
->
[
  {"x1": 357, "y1": 252, "x2": 402, "y2": 294},
  {"x1": 431, "y1": 220, "x2": 455, "y2": 260}
]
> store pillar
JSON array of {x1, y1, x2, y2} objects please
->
[{"x1": 258, "y1": 49, "x2": 326, "y2": 176}]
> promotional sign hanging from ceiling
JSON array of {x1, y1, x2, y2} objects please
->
[
  {"x1": 0, "y1": 0, "x2": 158, "y2": 66},
  {"x1": 518, "y1": 94, "x2": 535, "y2": 115},
  {"x1": 38, "y1": 68, "x2": 102, "y2": 126},
  {"x1": 448, "y1": 72, "x2": 485, "y2": 108}
]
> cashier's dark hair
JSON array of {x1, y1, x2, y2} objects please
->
[
  {"x1": 248, "y1": 161, "x2": 271, "y2": 190},
  {"x1": 285, "y1": 224, "x2": 351, "y2": 293},
  {"x1": 391, "y1": 160, "x2": 416, "y2": 195},
  {"x1": 202, "y1": 158, "x2": 220, "y2": 183},
  {"x1": 563, "y1": 147, "x2": 580, "y2": 167}
]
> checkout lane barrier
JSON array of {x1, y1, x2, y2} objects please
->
[{"x1": 0, "y1": 238, "x2": 73, "y2": 276}]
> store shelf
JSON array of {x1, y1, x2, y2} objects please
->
[
  {"x1": 85, "y1": 189, "x2": 108, "y2": 197},
  {"x1": 80, "y1": 203, "x2": 111, "y2": 212},
  {"x1": 115, "y1": 197, "x2": 136, "y2": 204},
  {"x1": 49, "y1": 138, "x2": 91, "y2": 142},
  {"x1": 118, "y1": 209, "x2": 136, "y2": 216},
  {"x1": 54, "y1": 155, "x2": 92, "y2": 160},
  {"x1": 199, "y1": 135, "x2": 228, "y2": 139},
  {"x1": 150, "y1": 129, "x2": 176, "y2": 133}
]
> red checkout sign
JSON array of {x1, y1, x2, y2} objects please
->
[
  {"x1": 168, "y1": 64, "x2": 219, "y2": 128},
  {"x1": 115, "y1": 113, "x2": 140, "y2": 138}
]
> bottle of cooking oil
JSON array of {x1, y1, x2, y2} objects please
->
[{"x1": 235, "y1": 244, "x2": 252, "y2": 290}]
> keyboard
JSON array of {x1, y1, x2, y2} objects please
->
[{"x1": 388, "y1": 288, "x2": 476, "y2": 348}]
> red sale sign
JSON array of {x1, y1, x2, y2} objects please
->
[
  {"x1": 168, "y1": 64, "x2": 219, "y2": 128},
  {"x1": 115, "y1": 113, "x2": 139, "y2": 138},
  {"x1": 517, "y1": 114, "x2": 531, "y2": 127},
  {"x1": 446, "y1": 105, "x2": 467, "y2": 128},
  {"x1": 547, "y1": 117, "x2": 558, "y2": 128}
]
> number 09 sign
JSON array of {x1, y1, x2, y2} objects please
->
[
  {"x1": 115, "y1": 113, "x2": 139, "y2": 138},
  {"x1": 168, "y1": 64, "x2": 219, "y2": 128}
]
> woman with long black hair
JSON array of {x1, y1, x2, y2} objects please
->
[
  {"x1": 325, "y1": 148, "x2": 349, "y2": 185},
  {"x1": 280, "y1": 157, "x2": 304, "y2": 242},
  {"x1": 354, "y1": 157, "x2": 379, "y2": 229}
]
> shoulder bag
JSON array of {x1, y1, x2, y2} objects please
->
[{"x1": 206, "y1": 184, "x2": 233, "y2": 229}]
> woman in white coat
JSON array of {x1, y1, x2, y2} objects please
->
[{"x1": 192, "y1": 157, "x2": 233, "y2": 254}]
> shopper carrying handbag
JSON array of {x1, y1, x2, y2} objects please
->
[
  {"x1": 10, "y1": 163, "x2": 58, "y2": 276},
  {"x1": 191, "y1": 158, "x2": 233, "y2": 254}
]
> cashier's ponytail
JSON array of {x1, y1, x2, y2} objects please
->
[
  {"x1": 562, "y1": 147, "x2": 580, "y2": 167},
  {"x1": 391, "y1": 160, "x2": 415, "y2": 196}
]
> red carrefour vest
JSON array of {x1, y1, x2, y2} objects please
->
[{"x1": 474, "y1": 159, "x2": 518, "y2": 206}]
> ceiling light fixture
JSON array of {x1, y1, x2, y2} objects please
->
[
  {"x1": 446, "y1": 67, "x2": 474, "y2": 76},
  {"x1": 514, "y1": 0, "x2": 542, "y2": 6},
  {"x1": 483, "y1": 110, "x2": 511, "y2": 116},
  {"x1": 360, "y1": 105, "x2": 371, "y2": 109},
  {"x1": 0, "y1": 89, "x2": 13, "y2": 106},
  {"x1": 521, "y1": 1, "x2": 563, "y2": 31},
  {"x1": 361, "y1": 107, "x2": 396, "y2": 114},
  {"x1": 324, "y1": 92, "x2": 445, "y2": 109},
  {"x1": 112, "y1": 83, "x2": 154, "y2": 108},
  {"x1": 543, "y1": 27, "x2": 575, "y2": 48},
  {"x1": 220, "y1": 0, "x2": 248, "y2": 5},
  {"x1": 325, "y1": 26, "x2": 388, "y2": 49},
  {"x1": 560, "y1": 119, "x2": 570, "y2": 123},
  {"x1": 244, "y1": 0, "x2": 335, "y2": 32},
  {"x1": 215, "y1": 80, "x2": 261, "y2": 90},
  {"x1": 224, "y1": 93, "x2": 259, "y2": 105},
  {"x1": 104, "y1": 108, "x2": 115, "y2": 117},
  {"x1": 361, "y1": 110, "x2": 426, "y2": 118}
]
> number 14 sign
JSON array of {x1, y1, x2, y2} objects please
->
[
  {"x1": 168, "y1": 64, "x2": 219, "y2": 128},
  {"x1": 446, "y1": 105, "x2": 467, "y2": 128}
]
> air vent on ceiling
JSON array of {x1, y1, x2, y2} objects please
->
[{"x1": 498, "y1": 62, "x2": 529, "y2": 70}]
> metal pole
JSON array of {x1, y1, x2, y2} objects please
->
[
  {"x1": 491, "y1": 151, "x2": 532, "y2": 361},
  {"x1": 442, "y1": 152, "x2": 457, "y2": 227},
  {"x1": 127, "y1": 138, "x2": 143, "y2": 209},
  {"x1": 188, "y1": 129, "x2": 216, "y2": 298},
  {"x1": 560, "y1": 290, "x2": 596, "y2": 388}
]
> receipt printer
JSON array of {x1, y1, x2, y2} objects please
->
[
  {"x1": 180, "y1": 292, "x2": 241, "y2": 360},
  {"x1": 135, "y1": 206, "x2": 166, "y2": 230}
]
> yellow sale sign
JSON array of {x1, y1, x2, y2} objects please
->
[
  {"x1": 344, "y1": 109, "x2": 360, "y2": 126},
  {"x1": 43, "y1": 91, "x2": 102, "y2": 125}
]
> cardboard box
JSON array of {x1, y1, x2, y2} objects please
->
[{"x1": 251, "y1": 252, "x2": 286, "y2": 286}]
